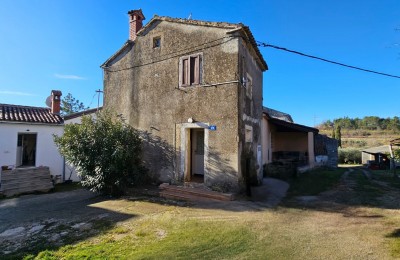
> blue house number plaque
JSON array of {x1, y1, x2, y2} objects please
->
[{"x1": 208, "y1": 125, "x2": 217, "y2": 131}]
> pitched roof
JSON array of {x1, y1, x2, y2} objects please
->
[
  {"x1": 263, "y1": 107, "x2": 294, "y2": 123},
  {"x1": 263, "y1": 106, "x2": 318, "y2": 133},
  {"x1": 362, "y1": 145, "x2": 391, "y2": 154},
  {"x1": 0, "y1": 104, "x2": 63, "y2": 125},
  {"x1": 63, "y1": 107, "x2": 101, "y2": 121},
  {"x1": 268, "y1": 117, "x2": 319, "y2": 133},
  {"x1": 101, "y1": 15, "x2": 268, "y2": 71}
]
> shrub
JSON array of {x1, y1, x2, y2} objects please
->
[{"x1": 54, "y1": 111, "x2": 148, "y2": 196}]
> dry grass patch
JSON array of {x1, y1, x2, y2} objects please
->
[{"x1": 21, "y1": 198, "x2": 399, "y2": 260}]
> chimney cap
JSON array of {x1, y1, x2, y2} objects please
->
[
  {"x1": 51, "y1": 90, "x2": 62, "y2": 96},
  {"x1": 128, "y1": 9, "x2": 145, "y2": 20}
]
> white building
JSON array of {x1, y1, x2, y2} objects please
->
[{"x1": 0, "y1": 90, "x2": 65, "y2": 182}]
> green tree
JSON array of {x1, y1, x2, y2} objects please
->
[
  {"x1": 54, "y1": 111, "x2": 147, "y2": 196},
  {"x1": 335, "y1": 125, "x2": 342, "y2": 148},
  {"x1": 388, "y1": 117, "x2": 400, "y2": 132},
  {"x1": 61, "y1": 93, "x2": 89, "y2": 116}
]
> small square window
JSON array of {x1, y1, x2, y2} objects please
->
[{"x1": 153, "y1": 37, "x2": 161, "y2": 48}]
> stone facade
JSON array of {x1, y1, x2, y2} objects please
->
[
  {"x1": 102, "y1": 11, "x2": 267, "y2": 192},
  {"x1": 315, "y1": 134, "x2": 338, "y2": 167}
]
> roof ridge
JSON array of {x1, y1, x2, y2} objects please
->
[{"x1": 150, "y1": 15, "x2": 243, "y2": 29}]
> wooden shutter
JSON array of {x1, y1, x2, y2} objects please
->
[
  {"x1": 193, "y1": 55, "x2": 200, "y2": 85},
  {"x1": 182, "y1": 57, "x2": 189, "y2": 86},
  {"x1": 180, "y1": 54, "x2": 202, "y2": 87}
]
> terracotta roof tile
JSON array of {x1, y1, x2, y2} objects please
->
[{"x1": 0, "y1": 104, "x2": 63, "y2": 124}]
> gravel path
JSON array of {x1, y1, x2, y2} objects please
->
[{"x1": 0, "y1": 189, "x2": 133, "y2": 256}]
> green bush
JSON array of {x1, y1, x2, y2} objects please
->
[
  {"x1": 338, "y1": 148, "x2": 362, "y2": 164},
  {"x1": 54, "y1": 111, "x2": 147, "y2": 196}
]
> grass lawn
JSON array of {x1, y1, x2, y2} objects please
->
[
  {"x1": 4, "y1": 167, "x2": 400, "y2": 259},
  {"x1": 286, "y1": 167, "x2": 347, "y2": 197}
]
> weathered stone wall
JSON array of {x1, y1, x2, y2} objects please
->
[
  {"x1": 315, "y1": 134, "x2": 338, "y2": 167},
  {"x1": 104, "y1": 21, "x2": 246, "y2": 190},
  {"x1": 238, "y1": 37, "x2": 264, "y2": 187}
]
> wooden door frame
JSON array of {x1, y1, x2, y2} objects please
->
[{"x1": 180, "y1": 122, "x2": 209, "y2": 182}]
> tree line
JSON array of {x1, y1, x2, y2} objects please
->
[{"x1": 318, "y1": 116, "x2": 400, "y2": 132}]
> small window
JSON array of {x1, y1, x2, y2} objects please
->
[
  {"x1": 153, "y1": 37, "x2": 161, "y2": 48},
  {"x1": 245, "y1": 125, "x2": 253, "y2": 143},
  {"x1": 179, "y1": 53, "x2": 202, "y2": 87}
]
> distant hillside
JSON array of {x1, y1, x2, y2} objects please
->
[{"x1": 317, "y1": 116, "x2": 400, "y2": 150}]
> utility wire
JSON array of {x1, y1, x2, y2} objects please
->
[
  {"x1": 257, "y1": 42, "x2": 400, "y2": 79},
  {"x1": 104, "y1": 36, "x2": 235, "y2": 73}
]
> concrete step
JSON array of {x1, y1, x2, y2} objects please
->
[
  {"x1": 159, "y1": 183, "x2": 234, "y2": 201},
  {"x1": 160, "y1": 190, "x2": 221, "y2": 202}
]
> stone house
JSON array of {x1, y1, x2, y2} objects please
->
[{"x1": 101, "y1": 10, "x2": 268, "y2": 192}]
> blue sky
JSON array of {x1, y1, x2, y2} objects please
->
[{"x1": 0, "y1": 1, "x2": 399, "y2": 126}]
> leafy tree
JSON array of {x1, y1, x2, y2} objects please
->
[
  {"x1": 54, "y1": 111, "x2": 147, "y2": 196},
  {"x1": 338, "y1": 148, "x2": 362, "y2": 164},
  {"x1": 61, "y1": 93, "x2": 89, "y2": 116},
  {"x1": 388, "y1": 117, "x2": 400, "y2": 132}
]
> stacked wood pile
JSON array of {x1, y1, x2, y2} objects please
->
[{"x1": 0, "y1": 166, "x2": 54, "y2": 197}]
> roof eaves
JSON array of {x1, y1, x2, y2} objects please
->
[
  {"x1": 101, "y1": 40, "x2": 133, "y2": 68},
  {"x1": 269, "y1": 117, "x2": 319, "y2": 133},
  {"x1": 233, "y1": 26, "x2": 268, "y2": 71},
  {"x1": 64, "y1": 107, "x2": 102, "y2": 121}
]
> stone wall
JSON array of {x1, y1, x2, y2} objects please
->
[{"x1": 315, "y1": 134, "x2": 338, "y2": 167}]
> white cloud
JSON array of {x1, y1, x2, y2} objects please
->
[
  {"x1": 0, "y1": 91, "x2": 37, "y2": 96},
  {"x1": 54, "y1": 74, "x2": 87, "y2": 80}
]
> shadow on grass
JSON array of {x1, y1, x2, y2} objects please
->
[
  {"x1": 386, "y1": 229, "x2": 400, "y2": 238},
  {"x1": 0, "y1": 190, "x2": 137, "y2": 259},
  {"x1": 281, "y1": 167, "x2": 400, "y2": 217}
]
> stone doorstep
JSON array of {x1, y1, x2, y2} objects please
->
[{"x1": 159, "y1": 183, "x2": 234, "y2": 201}]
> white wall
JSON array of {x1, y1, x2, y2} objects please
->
[{"x1": 0, "y1": 122, "x2": 64, "y2": 178}]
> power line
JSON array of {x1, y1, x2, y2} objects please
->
[
  {"x1": 257, "y1": 42, "x2": 400, "y2": 79},
  {"x1": 103, "y1": 36, "x2": 235, "y2": 73}
]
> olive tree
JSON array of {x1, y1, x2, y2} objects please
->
[{"x1": 54, "y1": 111, "x2": 147, "y2": 196}]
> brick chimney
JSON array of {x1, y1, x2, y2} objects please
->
[
  {"x1": 128, "y1": 9, "x2": 145, "y2": 41},
  {"x1": 51, "y1": 90, "x2": 62, "y2": 114}
]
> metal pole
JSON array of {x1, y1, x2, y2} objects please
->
[{"x1": 96, "y1": 89, "x2": 103, "y2": 112}]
